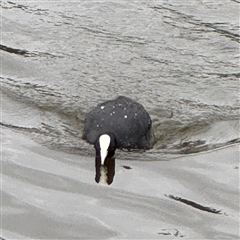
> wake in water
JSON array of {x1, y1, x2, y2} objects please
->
[{"x1": 1, "y1": 77, "x2": 239, "y2": 160}]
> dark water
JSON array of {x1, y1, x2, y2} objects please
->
[{"x1": 1, "y1": 0, "x2": 240, "y2": 160}]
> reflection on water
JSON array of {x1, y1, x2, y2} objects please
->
[{"x1": 95, "y1": 157, "x2": 115, "y2": 185}]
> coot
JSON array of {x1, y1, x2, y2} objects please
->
[{"x1": 82, "y1": 96, "x2": 154, "y2": 185}]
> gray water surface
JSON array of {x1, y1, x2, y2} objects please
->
[
  {"x1": 1, "y1": 0, "x2": 240, "y2": 159},
  {"x1": 1, "y1": 1, "x2": 240, "y2": 239}
]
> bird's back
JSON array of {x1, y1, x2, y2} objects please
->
[{"x1": 83, "y1": 96, "x2": 154, "y2": 150}]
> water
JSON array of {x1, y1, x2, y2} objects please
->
[
  {"x1": 1, "y1": 1, "x2": 240, "y2": 239},
  {"x1": 1, "y1": 0, "x2": 239, "y2": 160}
]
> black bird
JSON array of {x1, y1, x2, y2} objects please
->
[{"x1": 82, "y1": 96, "x2": 154, "y2": 185}]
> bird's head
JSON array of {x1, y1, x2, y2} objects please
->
[{"x1": 94, "y1": 133, "x2": 116, "y2": 185}]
